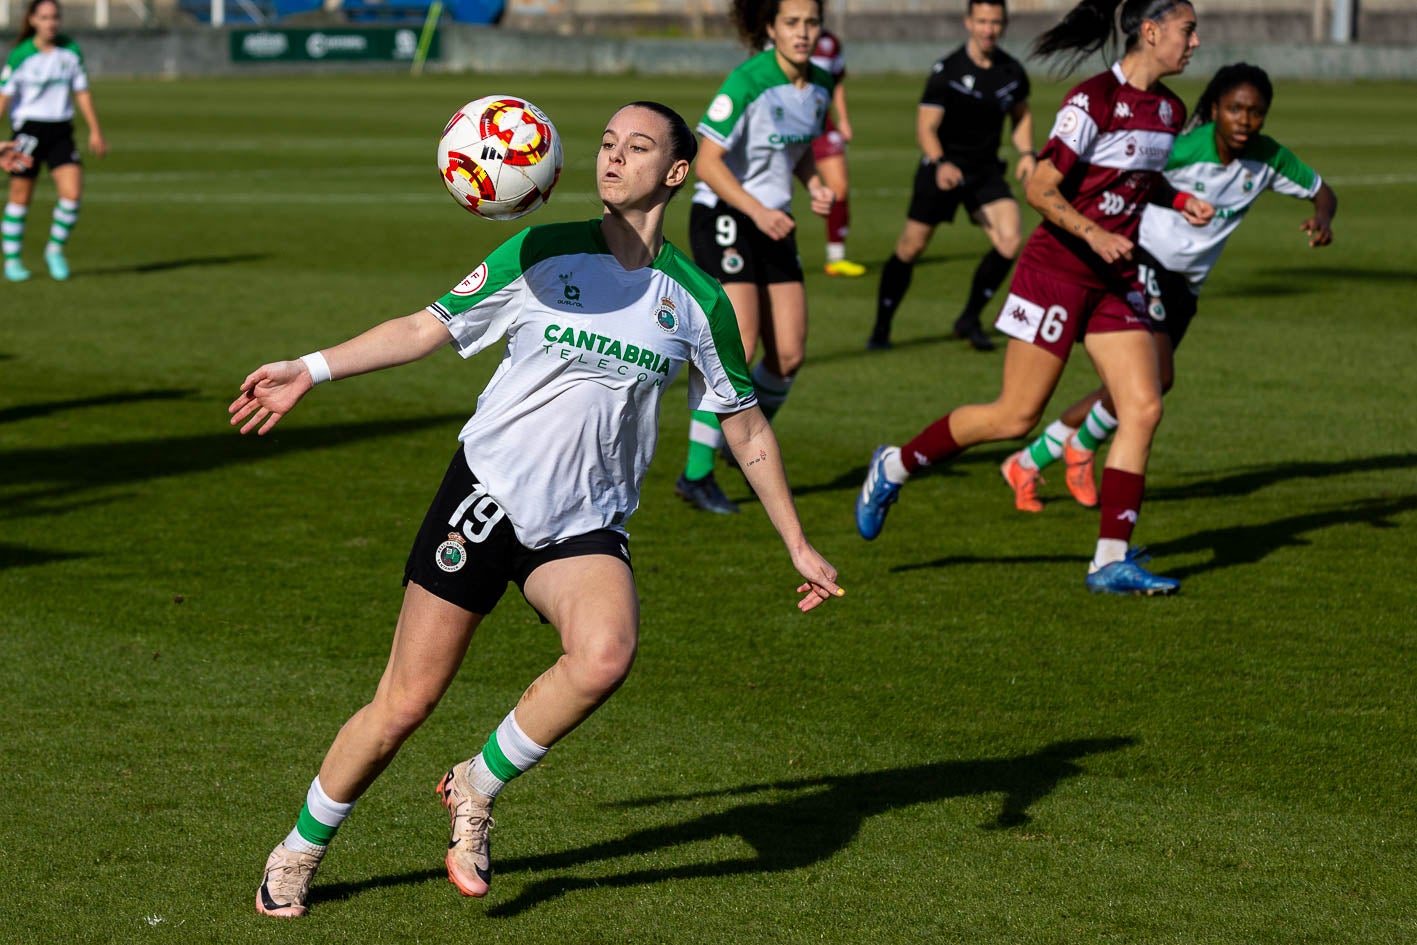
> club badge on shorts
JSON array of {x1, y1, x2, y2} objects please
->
[
  {"x1": 436, "y1": 532, "x2": 467, "y2": 572},
  {"x1": 721, "y1": 249, "x2": 744, "y2": 275}
]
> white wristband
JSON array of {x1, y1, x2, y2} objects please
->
[{"x1": 300, "y1": 351, "x2": 332, "y2": 385}]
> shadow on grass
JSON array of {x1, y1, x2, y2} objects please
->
[
  {"x1": 0, "y1": 541, "x2": 89, "y2": 572},
  {"x1": 1, "y1": 413, "x2": 467, "y2": 519},
  {"x1": 475, "y1": 736, "x2": 1135, "y2": 917},
  {"x1": 772, "y1": 443, "x2": 1019, "y2": 504},
  {"x1": 1149, "y1": 452, "x2": 1417, "y2": 502},
  {"x1": 0, "y1": 388, "x2": 198, "y2": 425},
  {"x1": 79, "y1": 252, "x2": 273, "y2": 276},
  {"x1": 1147, "y1": 494, "x2": 1417, "y2": 580}
]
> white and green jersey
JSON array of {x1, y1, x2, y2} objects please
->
[
  {"x1": 428, "y1": 219, "x2": 756, "y2": 549},
  {"x1": 1, "y1": 36, "x2": 88, "y2": 125},
  {"x1": 1140, "y1": 123, "x2": 1321, "y2": 293},
  {"x1": 693, "y1": 50, "x2": 834, "y2": 213}
]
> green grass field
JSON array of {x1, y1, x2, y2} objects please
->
[{"x1": 2, "y1": 70, "x2": 1415, "y2": 944}]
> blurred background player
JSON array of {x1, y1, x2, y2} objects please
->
[
  {"x1": 678, "y1": 0, "x2": 836, "y2": 514},
  {"x1": 1005, "y1": 62, "x2": 1338, "y2": 510},
  {"x1": 811, "y1": 27, "x2": 866, "y2": 277},
  {"x1": 856, "y1": 0, "x2": 1213, "y2": 596},
  {"x1": 233, "y1": 101, "x2": 843, "y2": 918},
  {"x1": 1, "y1": 0, "x2": 106, "y2": 283},
  {"x1": 868, "y1": 0, "x2": 1034, "y2": 352}
]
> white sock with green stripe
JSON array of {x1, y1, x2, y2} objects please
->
[
  {"x1": 468, "y1": 709, "x2": 548, "y2": 799},
  {"x1": 1025, "y1": 420, "x2": 1076, "y2": 472},
  {"x1": 1074, "y1": 401, "x2": 1119, "y2": 452},
  {"x1": 2, "y1": 202, "x2": 27, "y2": 261},
  {"x1": 751, "y1": 362, "x2": 794, "y2": 423},
  {"x1": 283, "y1": 776, "x2": 355, "y2": 854},
  {"x1": 47, "y1": 198, "x2": 79, "y2": 254}
]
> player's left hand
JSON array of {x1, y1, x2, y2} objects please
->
[
  {"x1": 807, "y1": 180, "x2": 835, "y2": 218},
  {"x1": 89, "y1": 130, "x2": 108, "y2": 159},
  {"x1": 1014, "y1": 153, "x2": 1037, "y2": 183},
  {"x1": 1181, "y1": 196, "x2": 1214, "y2": 226},
  {"x1": 1301, "y1": 216, "x2": 1333, "y2": 247},
  {"x1": 229, "y1": 359, "x2": 316, "y2": 435},
  {"x1": 837, "y1": 119, "x2": 853, "y2": 143},
  {"x1": 789, "y1": 543, "x2": 844, "y2": 613}
]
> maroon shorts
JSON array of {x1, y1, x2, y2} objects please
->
[
  {"x1": 812, "y1": 129, "x2": 846, "y2": 162},
  {"x1": 992, "y1": 261, "x2": 1151, "y2": 359}
]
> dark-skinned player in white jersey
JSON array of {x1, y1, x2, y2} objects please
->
[{"x1": 868, "y1": 0, "x2": 1035, "y2": 352}]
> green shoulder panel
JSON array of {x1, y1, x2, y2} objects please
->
[
  {"x1": 5, "y1": 38, "x2": 38, "y2": 72},
  {"x1": 1246, "y1": 133, "x2": 1318, "y2": 192},
  {"x1": 436, "y1": 220, "x2": 604, "y2": 317},
  {"x1": 656, "y1": 242, "x2": 754, "y2": 397},
  {"x1": 1166, "y1": 123, "x2": 1221, "y2": 171},
  {"x1": 808, "y1": 62, "x2": 837, "y2": 96},
  {"x1": 59, "y1": 35, "x2": 84, "y2": 64},
  {"x1": 699, "y1": 50, "x2": 777, "y2": 139}
]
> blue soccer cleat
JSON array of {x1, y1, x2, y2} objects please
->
[
  {"x1": 45, "y1": 247, "x2": 69, "y2": 281},
  {"x1": 1085, "y1": 547, "x2": 1180, "y2": 596},
  {"x1": 856, "y1": 446, "x2": 903, "y2": 541}
]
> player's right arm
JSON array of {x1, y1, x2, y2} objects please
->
[
  {"x1": 915, "y1": 105, "x2": 961, "y2": 190},
  {"x1": 229, "y1": 310, "x2": 452, "y2": 435}
]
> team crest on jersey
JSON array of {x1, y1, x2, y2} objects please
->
[
  {"x1": 435, "y1": 533, "x2": 467, "y2": 573},
  {"x1": 963, "y1": 74, "x2": 975, "y2": 90},
  {"x1": 1243, "y1": 176, "x2": 1255, "y2": 191},
  {"x1": 707, "y1": 94, "x2": 734, "y2": 123},
  {"x1": 1057, "y1": 108, "x2": 1081, "y2": 137},
  {"x1": 653, "y1": 297, "x2": 679, "y2": 333},
  {"x1": 1158, "y1": 100, "x2": 1174, "y2": 127},
  {"x1": 451, "y1": 263, "x2": 489, "y2": 296},
  {"x1": 722, "y1": 249, "x2": 744, "y2": 275}
]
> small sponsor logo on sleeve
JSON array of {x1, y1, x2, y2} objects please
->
[
  {"x1": 707, "y1": 94, "x2": 734, "y2": 123},
  {"x1": 451, "y1": 262, "x2": 489, "y2": 296}
]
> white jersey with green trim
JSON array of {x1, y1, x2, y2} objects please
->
[
  {"x1": 427, "y1": 219, "x2": 757, "y2": 549},
  {"x1": 692, "y1": 49, "x2": 834, "y2": 213},
  {"x1": 1, "y1": 36, "x2": 88, "y2": 125},
  {"x1": 1140, "y1": 123, "x2": 1321, "y2": 293}
]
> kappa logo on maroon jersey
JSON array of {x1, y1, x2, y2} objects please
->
[
  {"x1": 1009, "y1": 306, "x2": 1030, "y2": 324},
  {"x1": 1114, "y1": 101, "x2": 1132, "y2": 119},
  {"x1": 1068, "y1": 93, "x2": 1090, "y2": 110}
]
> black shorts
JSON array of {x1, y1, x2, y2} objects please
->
[
  {"x1": 1136, "y1": 249, "x2": 1200, "y2": 349},
  {"x1": 689, "y1": 202, "x2": 803, "y2": 285},
  {"x1": 9, "y1": 120, "x2": 80, "y2": 179},
  {"x1": 906, "y1": 159, "x2": 1014, "y2": 226},
  {"x1": 404, "y1": 450, "x2": 631, "y2": 616}
]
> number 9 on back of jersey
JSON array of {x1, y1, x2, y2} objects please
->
[{"x1": 438, "y1": 94, "x2": 564, "y2": 221}]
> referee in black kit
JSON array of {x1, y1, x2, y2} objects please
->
[{"x1": 868, "y1": 0, "x2": 1034, "y2": 352}]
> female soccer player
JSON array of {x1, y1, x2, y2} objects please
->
[
  {"x1": 1, "y1": 0, "x2": 106, "y2": 282},
  {"x1": 811, "y1": 27, "x2": 866, "y2": 278},
  {"x1": 1005, "y1": 62, "x2": 1339, "y2": 510},
  {"x1": 868, "y1": 0, "x2": 1035, "y2": 352},
  {"x1": 855, "y1": 0, "x2": 1214, "y2": 596},
  {"x1": 232, "y1": 102, "x2": 844, "y2": 918},
  {"x1": 677, "y1": 0, "x2": 836, "y2": 515}
]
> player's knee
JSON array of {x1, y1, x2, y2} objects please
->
[
  {"x1": 1127, "y1": 395, "x2": 1164, "y2": 434},
  {"x1": 371, "y1": 692, "x2": 439, "y2": 742},
  {"x1": 568, "y1": 633, "x2": 638, "y2": 697},
  {"x1": 770, "y1": 350, "x2": 805, "y2": 377}
]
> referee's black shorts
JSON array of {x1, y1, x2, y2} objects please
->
[{"x1": 906, "y1": 158, "x2": 1014, "y2": 226}]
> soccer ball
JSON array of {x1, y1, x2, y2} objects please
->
[{"x1": 437, "y1": 95, "x2": 563, "y2": 221}]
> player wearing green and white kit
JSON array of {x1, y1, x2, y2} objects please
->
[
  {"x1": 1, "y1": 0, "x2": 106, "y2": 283},
  {"x1": 1003, "y1": 63, "x2": 1337, "y2": 512},
  {"x1": 233, "y1": 102, "x2": 843, "y2": 919},
  {"x1": 678, "y1": 0, "x2": 836, "y2": 515}
]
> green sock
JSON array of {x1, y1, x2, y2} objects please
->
[
  {"x1": 685, "y1": 410, "x2": 722, "y2": 480},
  {"x1": 1026, "y1": 420, "x2": 1075, "y2": 472},
  {"x1": 1075, "y1": 401, "x2": 1118, "y2": 452},
  {"x1": 47, "y1": 198, "x2": 79, "y2": 253}
]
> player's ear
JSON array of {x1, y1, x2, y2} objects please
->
[{"x1": 664, "y1": 158, "x2": 690, "y2": 189}]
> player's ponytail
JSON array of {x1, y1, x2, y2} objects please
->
[
  {"x1": 15, "y1": 0, "x2": 58, "y2": 47},
  {"x1": 1186, "y1": 62, "x2": 1274, "y2": 133},
  {"x1": 731, "y1": 0, "x2": 822, "y2": 52},
  {"x1": 1032, "y1": 0, "x2": 1192, "y2": 73}
]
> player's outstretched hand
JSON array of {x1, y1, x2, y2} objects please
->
[
  {"x1": 229, "y1": 360, "x2": 314, "y2": 435},
  {"x1": 1301, "y1": 215, "x2": 1333, "y2": 247},
  {"x1": 1086, "y1": 230, "x2": 1134, "y2": 265},
  {"x1": 789, "y1": 543, "x2": 844, "y2": 613},
  {"x1": 1180, "y1": 196, "x2": 1214, "y2": 226}
]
